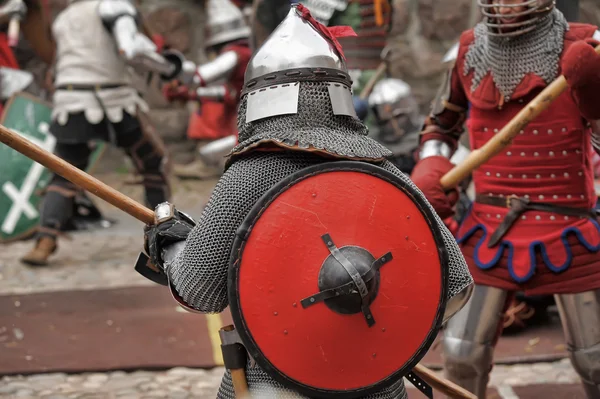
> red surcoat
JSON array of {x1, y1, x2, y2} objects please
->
[
  {"x1": 187, "y1": 41, "x2": 252, "y2": 141},
  {"x1": 429, "y1": 24, "x2": 600, "y2": 295}
]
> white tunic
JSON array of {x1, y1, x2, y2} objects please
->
[{"x1": 51, "y1": 0, "x2": 149, "y2": 125}]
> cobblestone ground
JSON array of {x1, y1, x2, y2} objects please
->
[
  {"x1": 0, "y1": 173, "x2": 585, "y2": 398},
  {"x1": 0, "y1": 358, "x2": 582, "y2": 399}
]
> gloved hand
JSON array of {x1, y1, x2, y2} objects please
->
[
  {"x1": 143, "y1": 202, "x2": 196, "y2": 271},
  {"x1": 562, "y1": 38, "x2": 600, "y2": 89},
  {"x1": 410, "y1": 155, "x2": 459, "y2": 220},
  {"x1": 162, "y1": 81, "x2": 196, "y2": 103}
]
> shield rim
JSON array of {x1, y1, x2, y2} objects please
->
[{"x1": 228, "y1": 161, "x2": 449, "y2": 399}]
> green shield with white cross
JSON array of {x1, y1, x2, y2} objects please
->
[{"x1": 0, "y1": 92, "x2": 106, "y2": 243}]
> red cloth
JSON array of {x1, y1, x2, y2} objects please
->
[
  {"x1": 186, "y1": 42, "x2": 251, "y2": 141},
  {"x1": 0, "y1": 32, "x2": 18, "y2": 115},
  {"x1": 421, "y1": 23, "x2": 600, "y2": 294},
  {"x1": 410, "y1": 156, "x2": 458, "y2": 220},
  {"x1": 295, "y1": 4, "x2": 356, "y2": 60},
  {"x1": 561, "y1": 38, "x2": 600, "y2": 121}
]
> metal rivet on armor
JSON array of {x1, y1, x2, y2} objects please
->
[
  {"x1": 292, "y1": 302, "x2": 297, "y2": 307},
  {"x1": 562, "y1": 128, "x2": 567, "y2": 132},
  {"x1": 312, "y1": 193, "x2": 316, "y2": 197},
  {"x1": 486, "y1": 214, "x2": 491, "y2": 218},
  {"x1": 549, "y1": 151, "x2": 555, "y2": 156},
  {"x1": 494, "y1": 128, "x2": 498, "y2": 133},
  {"x1": 536, "y1": 215, "x2": 541, "y2": 220},
  {"x1": 522, "y1": 174, "x2": 527, "y2": 178},
  {"x1": 564, "y1": 173, "x2": 569, "y2": 177},
  {"x1": 327, "y1": 242, "x2": 332, "y2": 246},
  {"x1": 382, "y1": 328, "x2": 386, "y2": 332},
  {"x1": 496, "y1": 214, "x2": 501, "y2": 219},
  {"x1": 488, "y1": 193, "x2": 493, "y2": 196},
  {"x1": 484, "y1": 127, "x2": 488, "y2": 132},
  {"x1": 518, "y1": 99, "x2": 523, "y2": 103},
  {"x1": 486, "y1": 172, "x2": 491, "y2": 176},
  {"x1": 564, "y1": 216, "x2": 569, "y2": 220},
  {"x1": 548, "y1": 129, "x2": 553, "y2": 134},
  {"x1": 524, "y1": 195, "x2": 530, "y2": 199},
  {"x1": 553, "y1": 195, "x2": 558, "y2": 199},
  {"x1": 519, "y1": 130, "x2": 524, "y2": 134},
  {"x1": 550, "y1": 216, "x2": 556, "y2": 220},
  {"x1": 406, "y1": 215, "x2": 410, "y2": 219},
  {"x1": 567, "y1": 195, "x2": 572, "y2": 199},
  {"x1": 499, "y1": 194, "x2": 504, "y2": 197},
  {"x1": 310, "y1": 298, "x2": 315, "y2": 303},
  {"x1": 508, "y1": 174, "x2": 513, "y2": 178},
  {"x1": 405, "y1": 236, "x2": 409, "y2": 240},
  {"x1": 578, "y1": 172, "x2": 583, "y2": 176},
  {"x1": 274, "y1": 312, "x2": 278, "y2": 316},
  {"x1": 563, "y1": 150, "x2": 568, "y2": 155},
  {"x1": 522, "y1": 216, "x2": 527, "y2": 220},
  {"x1": 520, "y1": 152, "x2": 525, "y2": 156},
  {"x1": 534, "y1": 152, "x2": 539, "y2": 157},
  {"x1": 284, "y1": 330, "x2": 288, "y2": 335},
  {"x1": 367, "y1": 314, "x2": 372, "y2": 319},
  {"x1": 551, "y1": 174, "x2": 556, "y2": 178},
  {"x1": 581, "y1": 195, "x2": 585, "y2": 199},
  {"x1": 533, "y1": 130, "x2": 538, "y2": 135},
  {"x1": 536, "y1": 174, "x2": 541, "y2": 179},
  {"x1": 539, "y1": 195, "x2": 544, "y2": 199},
  {"x1": 496, "y1": 173, "x2": 501, "y2": 177},
  {"x1": 576, "y1": 150, "x2": 581, "y2": 154},
  {"x1": 372, "y1": 353, "x2": 377, "y2": 358},
  {"x1": 507, "y1": 151, "x2": 512, "y2": 156}
]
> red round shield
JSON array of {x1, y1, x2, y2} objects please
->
[{"x1": 229, "y1": 161, "x2": 448, "y2": 398}]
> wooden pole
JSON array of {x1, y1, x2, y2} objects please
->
[
  {"x1": 413, "y1": 364, "x2": 477, "y2": 399},
  {"x1": 359, "y1": 62, "x2": 387, "y2": 100},
  {"x1": 0, "y1": 125, "x2": 155, "y2": 224},
  {"x1": 440, "y1": 44, "x2": 600, "y2": 190}
]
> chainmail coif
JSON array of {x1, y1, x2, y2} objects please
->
[
  {"x1": 230, "y1": 81, "x2": 393, "y2": 162},
  {"x1": 464, "y1": 8, "x2": 568, "y2": 101}
]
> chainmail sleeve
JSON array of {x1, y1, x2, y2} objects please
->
[
  {"x1": 378, "y1": 160, "x2": 473, "y2": 299},
  {"x1": 167, "y1": 151, "x2": 331, "y2": 313}
]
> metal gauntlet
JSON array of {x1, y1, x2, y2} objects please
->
[{"x1": 143, "y1": 202, "x2": 196, "y2": 271}]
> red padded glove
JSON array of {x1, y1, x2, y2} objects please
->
[
  {"x1": 162, "y1": 82, "x2": 196, "y2": 103},
  {"x1": 152, "y1": 34, "x2": 166, "y2": 52},
  {"x1": 561, "y1": 38, "x2": 600, "y2": 120},
  {"x1": 410, "y1": 156, "x2": 459, "y2": 220}
]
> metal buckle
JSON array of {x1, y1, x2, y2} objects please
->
[{"x1": 506, "y1": 194, "x2": 519, "y2": 208}]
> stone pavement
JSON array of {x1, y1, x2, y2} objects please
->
[
  {"x1": 0, "y1": 359, "x2": 583, "y2": 399},
  {"x1": 0, "y1": 172, "x2": 586, "y2": 398}
]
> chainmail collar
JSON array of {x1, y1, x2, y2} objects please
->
[
  {"x1": 229, "y1": 82, "x2": 392, "y2": 164},
  {"x1": 464, "y1": 9, "x2": 568, "y2": 101}
]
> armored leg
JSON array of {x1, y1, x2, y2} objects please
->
[
  {"x1": 117, "y1": 116, "x2": 171, "y2": 209},
  {"x1": 555, "y1": 289, "x2": 600, "y2": 399},
  {"x1": 21, "y1": 142, "x2": 91, "y2": 266},
  {"x1": 442, "y1": 285, "x2": 510, "y2": 398}
]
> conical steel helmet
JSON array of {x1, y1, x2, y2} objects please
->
[
  {"x1": 242, "y1": 3, "x2": 357, "y2": 123},
  {"x1": 205, "y1": 0, "x2": 251, "y2": 47}
]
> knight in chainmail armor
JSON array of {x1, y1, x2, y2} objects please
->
[
  {"x1": 143, "y1": 5, "x2": 473, "y2": 398},
  {"x1": 410, "y1": 1, "x2": 600, "y2": 397}
]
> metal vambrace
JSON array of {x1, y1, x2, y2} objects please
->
[
  {"x1": 178, "y1": 50, "x2": 239, "y2": 87},
  {"x1": 99, "y1": 0, "x2": 179, "y2": 78},
  {"x1": 419, "y1": 139, "x2": 453, "y2": 160},
  {"x1": 0, "y1": 0, "x2": 25, "y2": 24}
]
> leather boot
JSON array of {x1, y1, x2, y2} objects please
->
[{"x1": 20, "y1": 236, "x2": 58, "y2": 266}]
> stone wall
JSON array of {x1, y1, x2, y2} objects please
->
[{"x1": 18, "y1": 0, "x2": 600, "y2": 168}]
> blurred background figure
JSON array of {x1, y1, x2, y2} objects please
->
[{"x1": 170, "y1": 0, "x2": 251, "y2": 180}]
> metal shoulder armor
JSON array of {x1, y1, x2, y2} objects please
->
[{"x1": 98, "y1": 0, "x2": 178, "y2": 78}]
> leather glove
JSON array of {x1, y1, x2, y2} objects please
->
[
  {"x1": 143, "y1": 202, "x2": 196, "y2": 271},
  {"x1": 410, "y1": 155, "x2": 459, "y2": 220}
]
